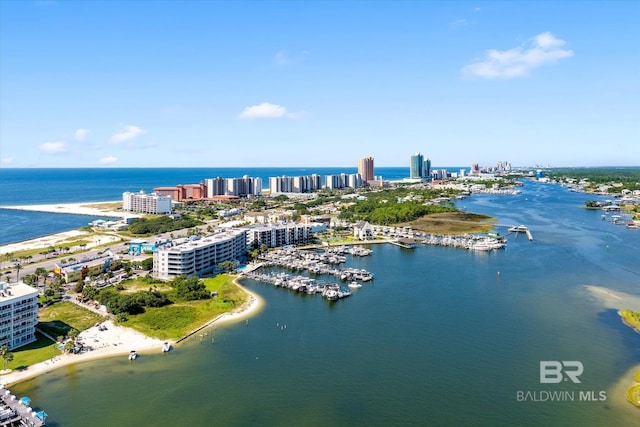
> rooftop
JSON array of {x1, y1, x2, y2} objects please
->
[{"x1": 0, "y1": 282, "x2": 38, "y2": 302}]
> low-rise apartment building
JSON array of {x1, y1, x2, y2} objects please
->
[
  {"x1": 245, "y1": 223, "x2": 314, "y2": 248},
  {"x1": 153, "y1": 229, "x2": 247, "y2": 279}
]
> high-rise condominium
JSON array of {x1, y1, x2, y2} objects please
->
[
  {"x1": 410, "y1": 152, "x2": 424, "y2": 179},
  {"x1": 358, "y1": 157, "x2": 374, "y2": 182}
]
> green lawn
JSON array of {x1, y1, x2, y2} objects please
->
[
  {"x1": 2, "y1": 332, "x2": 59, "y2": 372},
  {"x1": 124, "y1": 274, "x2": 248, "y2": 340},
  {"x1": 38, "y1": 301, "x2": 107, "y2": 339}
]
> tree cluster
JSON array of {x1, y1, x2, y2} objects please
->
[
  {"x1": 168, "y1": 276, "x2": 211, "y2": 302},
  {"x1": 97, "y1": 287, "x2": 171, "y2": 316},
  {"x1": 128, "y1": 215, "x2": 201, "y2": 235}
]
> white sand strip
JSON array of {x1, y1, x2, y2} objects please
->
[{"x1": 0, "y1": 202, "x2": 139, "y2": 219}]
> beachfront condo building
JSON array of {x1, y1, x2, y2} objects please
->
[
  {"x1": 410, "y1": 152, "x2": 424, "y2": 179},
  {"x1": 123, "y1": 190, "x2": 172, "y2": 214},
  {"x1": 206, "y1": 176, "x2": 263, "y2": 197},
  {"x1": 269, "y1": 175, "x2": 323, "y2": 194},
  {"x1": 325, "y1": 173, "x2": 363, "y2": 190},
  {"x1": 245, "y1": 223, "x2": 314, "y2": 248},
  {"x1": 0, "y1": 282, "x2": 38, "y2": 350},
  {"x1": 358, "y1": 157, "x2": 375, "y2": 182},
  {"x1": 153, "y1": 229, "x2": 247, "y2": 279}
]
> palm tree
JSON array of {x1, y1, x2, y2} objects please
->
[
  {"x1": 14, "y1": 262, "x2": 21, "y2": 282},
  {"x1": 1, "y1": 252, "x2": 13, "y2": 269},
  {"x1": 0, "y1": 345, "x2": 14, "y2": 371},
  {"x1": 35, "y1": 267, "x2": 48, "y2": 293}
]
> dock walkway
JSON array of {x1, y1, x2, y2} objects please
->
[{"x1": 0, "y1": 385, "x2": 46, "y2": 426}]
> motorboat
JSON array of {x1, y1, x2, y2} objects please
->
[
  {"x1": 129, "y1": 350, "x2": 138, "y2": 360},
  {"x1": 162, "y1": 342, "x2": 171, "y2": 353}
]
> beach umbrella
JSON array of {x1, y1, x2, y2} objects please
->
[
  {"x1": 19, "y1": 396, "x2": 31, "y2": 406},
  {"x1": 36, "y1": 411, "x2": 48, "y2": 422}
]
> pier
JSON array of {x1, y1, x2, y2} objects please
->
[
  {"x1": 0, "y1": 385, "x2": 46, "y2": 426},
  {"x1": 506, "y1": 225, "x2": 534, "y2": 241}
]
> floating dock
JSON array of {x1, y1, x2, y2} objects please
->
[
  {"x1": 507, "y1": 225, "x2": 533, "y2": 241},
  {"x1": 0, "y1": 385, "x2": 46, "y2": 426}
]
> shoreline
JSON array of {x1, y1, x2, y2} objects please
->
[
  {"x1": 0, "y1": 279, "x2": 263, "y2": 387},
  {"x1": 0, "y1": 229, "x2": 123, "y2": 255},
  {"x1": 0, "y1": 201, "x2": 136, "y2": 219}
]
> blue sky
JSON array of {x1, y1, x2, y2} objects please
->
[{"x1": 1, "y1": 0, "x2": 638, "y2": 168}]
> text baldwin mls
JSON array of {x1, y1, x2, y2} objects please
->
[{"x1": 516, "y1": 361, "x2": 607, "y2": 402}]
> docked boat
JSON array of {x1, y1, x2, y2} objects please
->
[
  {"x1": 470, "y1": 242, "x2": 493, "y2": 251},
  {"x1": 348, "y1": 281, "x2": 362, "y2": 288},
  {"x1": 162, "y1": 342, "x2": 171, "y2": 352},
  {"x1": 508, "y1": 225, "x2": 529, "y2": 233},
  {"x1": 129, "y1": 350, "x2": 138, "y2": 360}
]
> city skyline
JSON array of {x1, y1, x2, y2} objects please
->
[{"x1": 1, "y1": 1, "x2": 638, "y2": 169}]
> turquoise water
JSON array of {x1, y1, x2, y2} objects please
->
[
  {"x1": 10, "y1": 180, "x2": 640, "y2": 426},
  {"x1": 0, "y1": 167, "x2": 414, "y2": 244}
]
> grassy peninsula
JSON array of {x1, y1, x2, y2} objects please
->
[
  {"x1": 618, "y1": 310, "x2": 640, "y2": 407},
  {"x1": 620, "y1": 309, "x2": 640, "y2": 333}
]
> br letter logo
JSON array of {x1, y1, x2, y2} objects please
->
[{"x1": 540, "y1": 361, "x2": 583, "y2": 384}]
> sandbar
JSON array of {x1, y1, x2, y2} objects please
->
[{"x1": 0, "y1": 201, "x2": 137, "y2": 219}]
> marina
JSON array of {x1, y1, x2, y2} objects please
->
[{"x1": 243, "y1": 271, "x2": 353, "y2": 300}]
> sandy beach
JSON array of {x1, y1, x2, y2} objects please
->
[
  {"x1": 0, "y1": 282, "x2": 263, "y2": 387},
  {"x1": 0, "y1": 201, "x2": 137, "y2": 219},
  {"x1": 0, "y1": 229, "x2": 125, "y2": 256},
  {"x1": 0, "y1": 201, "x2": 141, "y2": 256}
]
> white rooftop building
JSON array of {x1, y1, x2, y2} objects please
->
[
  {"x1": 123, "y1": 190, "x2": 172, "y2": 214},
  {"x1": 153, "y1": 229, "x2": 247, "y2": 279},
  {"x1": 0, "y1": 282, "x2": 39, "y2": 350}
]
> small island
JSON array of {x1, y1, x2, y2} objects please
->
[{"x1": 619, "y1": 309, "x2": 640, "y2": 407}]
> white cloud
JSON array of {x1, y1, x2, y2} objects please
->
[
  {"x1": 1, "y1": 157, "x2": 14, "y2": 165},
  {"x1": 461, "y1": 32, "x2": 574, "y2": 79},
  {"x1": 75, "y1": 128, "x2": 90, "y2": 141},
  {"x1": 273, "y1": 49, "x2": 309, "y2": 66},
  {"x1": 238, "y1": 102, "x2": 299, "y2": 120},
  {"x1": 98, "y1": 156, "x2": 118, "y2": 164},
  {"x1": 109, "y1": 125, "x2": 146, "y2": 144},
  {"x1": 450, "y1": 19, "x2": 467, "y2": 29},
  {"x1": 39, "y1": 141, "x2": 67, "y2": 154}
]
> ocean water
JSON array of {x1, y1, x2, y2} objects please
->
[
  {"x1": 10, "y1": 180, "x2": 640, "y2": 426},
  {"x1": 0, "y1": 167, "x2": 417, "y2": 244}
]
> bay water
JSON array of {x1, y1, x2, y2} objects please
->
[{"x1": 8, "y1": 179, "x2": 640, "y2": 425}]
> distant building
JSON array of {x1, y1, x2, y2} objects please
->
[
  {"x1": 154, "y1": 182, "x2": 207, "y2": 202},
  {"x1": 123, "y1": 190, "x2": 172, "y2": 214},
  {"x1": 358, "y1": 157, "x2": 375, "y2": 182},
  {"x1": 269, "y1": 175, "x2": 322, "y2": 194},
  {"x1": 423, "y1": 158, "x2": 431, "y2": 179},
  {"x1": 206, "y1": 176, "x2": 262, "y2": 197},
  {"x1": 410, "y1": 152, "x2": 424, "y2": 179},
  {"x1": 0, "y1": 282, "x2": 39, "y2": 350},
  {"x1": 325, "y1": 173, "x2": 363, "y2": 190},
  {"x1": 153, "y1": 229, "x2": 247, "y2": 279},
  {"x1": 54, "y1": 251, "x2": 118, "y2": 283},
  {"x1": 245, "y1": 223, "x2": 314, "y2": 248}
]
